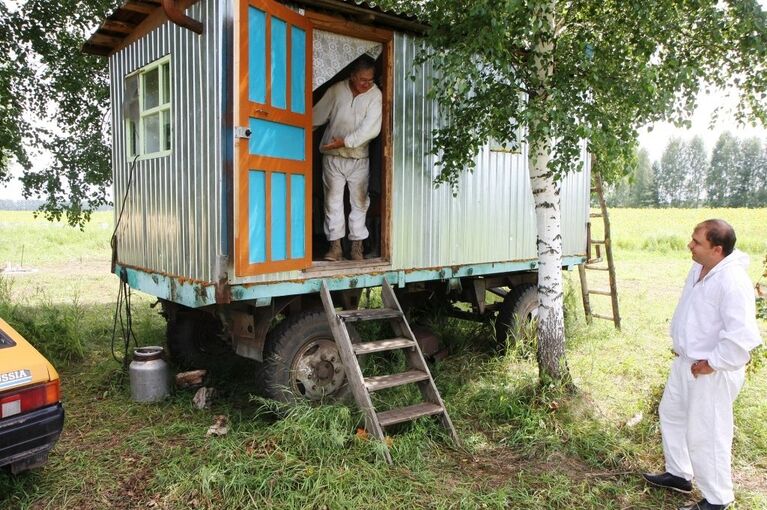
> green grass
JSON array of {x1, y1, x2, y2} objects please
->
[{"x1": 1, "y1": 209, "x2": 766, "y2": 509}]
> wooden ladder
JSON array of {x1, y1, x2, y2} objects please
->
[
  {"x1": 578, "y1": 169, "x2": 621, "y2": 330},
  {"x1": 320, "y1": 280, "x2": 459, "y2": 464}
]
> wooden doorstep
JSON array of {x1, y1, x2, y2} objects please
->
[
  {"x1": 377, "y1": 402, "x2": 444, "y2": 427},
  {"x1": 353, "y1": 338, "x2": 416, "y2": 355},
  {"x1": 364, "y1": 370, "x2": 429, "y2": 391},
  {"x1": 337, "y1": 308, "x2": 403, "y2": 322}
]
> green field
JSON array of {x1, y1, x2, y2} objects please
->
[{"x1": 1, "y1": 209, "x2": 765, "y2": 509}]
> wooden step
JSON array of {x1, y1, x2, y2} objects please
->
[
  {"x1": 377, "y1": 402, "x2": 445, "y2": 427},
  {"x1": 591, "y1": 239, "x2": 606, "y2": 245},
  {"x1": 364, "y1": 369, "x2": 429, "y2": 392},
  {"x1": 589, "y1": 212, "x2": 603, "y2": 218},
  {"x1": 592, "y1": 313, "x2": 616, "y2": 321},
  {"x1": 354, "y1": 338, "x2": 416, "y2": 355},
  {"x1": 587, "y1": 257, "x2": 603, "y2": 264},
  {"x1": 584, "y1": 264, "x2": 609, "y2": 271},
  {"x1": 337, "y1": 308, "x2": 403, "y2": 322},
  {"x1": 588, "y1": 288, "x2": 612, "y2": 296}
]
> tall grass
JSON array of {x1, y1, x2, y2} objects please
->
[{"x1": 1, "y1": 209, "x2": 765, "y2": 509}]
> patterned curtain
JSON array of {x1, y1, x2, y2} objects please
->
[{"x1": 312, "y1": 30, "x2": 382, "y2": 90}]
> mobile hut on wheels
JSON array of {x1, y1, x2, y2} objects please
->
[{"x1": 84, "y1": 0, "x2": 591, "y2": 405}]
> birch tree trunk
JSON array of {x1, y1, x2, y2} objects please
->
[{"x1": 528, "y1": 0, "x2": 571, "y2": 385}]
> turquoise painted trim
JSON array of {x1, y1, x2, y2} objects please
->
[
  {"x1": 248, "y1": 170, "x2": 266, "y2": 264},
  {"x1": 114, "y1": 257, "x2": 586, "y2": 309},
  {"x1": 270, "y1": 17, "x2": 287, "y2": 109},
  {"x1": 290, "y1": 174, "x2": 305, "y2": 259},
  {"x1": 116, "y1": 265, "x2": 217, "y2": 309},
  {"x1": 271, "y1": 172, "x2": 287, "y2": 261},
  {"x1": 248, "y1": 118, "x2": 305, "y2": 160},
  {"x1": 248, "y1": 7, "x2": 266, "y2": 104},
  {"x1": 290, "y1": 26, "x2": 306, "y2": 114}
]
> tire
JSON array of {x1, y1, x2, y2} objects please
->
[
  {"x1": 494, "y1": 283, "x2": 539, "y2": 351},
  {"x1": 262, "y1": 311, "x2": 359, "y2": 403},
  {"x1": 166, "y1": 309, "x2": 235, "y2": 370}
]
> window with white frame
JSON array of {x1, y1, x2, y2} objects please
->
[{"x1": 124, "y1": 56, "x2": 172, "y2": 159}]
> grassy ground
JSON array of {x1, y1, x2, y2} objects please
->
[{"x1": 0, "y1": 209, "x2": 765, "y2": 509}]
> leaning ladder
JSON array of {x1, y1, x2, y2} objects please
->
[
  {"x1": 578, "y1": 168, "x2": 621, "y2": 330},
  {"x1": 320, "y1": 280, "x2": 459, "y2": 464}
]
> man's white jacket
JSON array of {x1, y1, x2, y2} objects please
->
[
  {"x1": 312, "y1": 80, "x2": 382, "y2": 160},
  {"x1": 670, "y1": 249, "x2": 763, "y2": 370}
]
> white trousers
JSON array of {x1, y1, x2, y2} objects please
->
[
  {"x1": 322, "y1": 155, "x2": 370, "y2": 241},
  {"x1": 659, "y1": 356, "x2": 745, "y2": 505}
]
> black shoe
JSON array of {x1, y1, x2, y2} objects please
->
[
  {"x1": 678, "y1": 498, "x2": 729, "y2": 510},
  {"x1": 643, "y1": 472, "x2": 693, "y2": 494}
]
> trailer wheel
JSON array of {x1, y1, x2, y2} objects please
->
[
  {"x1": 262, "y1": 311, "x2": 358, "y2": 403},
  {"x1": 166, "y1": 309, "x2": 234, "y2": 370},
  {"x1": 495, "y1": 283, "x2": 539, "y2": 351}
]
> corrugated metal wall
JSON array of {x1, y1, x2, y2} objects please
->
[
  {"x1": 111, "y1": 1, "x2": 227, "y2": 284},
  {"x1": 392, "y1": 32, "x2": 589, "y2": 270}
]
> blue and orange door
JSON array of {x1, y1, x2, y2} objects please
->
[{"x1": 236, "y1": 0, "x2": 313, "y2": 276}]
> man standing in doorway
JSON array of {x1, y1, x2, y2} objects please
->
[
  {"x1": 313, "y1": 55, "x2": 382, "y2": 261},
  {"x1": 643, "y1": 219, "x2": 763, "y2": 510}
]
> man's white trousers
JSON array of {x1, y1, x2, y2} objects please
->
[
  {"x1": 660, "y1": 356, "x2": 745, "y2": 505},
  {"x1": 322, "y1": 155, "x2": 370, "y2": 241}
]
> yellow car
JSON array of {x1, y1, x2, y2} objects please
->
[{"x1": 0, "y1": 317, "x2": 64, "y2": 474}]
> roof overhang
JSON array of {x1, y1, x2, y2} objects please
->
[{"x1": 83, "y1": 0, "x2": 425, "y2": 57}]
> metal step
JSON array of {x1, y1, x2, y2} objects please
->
[
  {"x1": 337, "y1": 308, "x2": 403, "y2": 322},
  {"x1": 364, "y1": 369, "x2": 430, "y2": 392},
  {"x1": 377, "y1": 402, "x2": 445, "y2": 427},
  {"x1": 588, "y1": 288, "x2": 612, "y2": 296},
  {"x1": 353, "y1": 338, "x2": 416, "y2": 355}
]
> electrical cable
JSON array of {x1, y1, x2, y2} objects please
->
[{"x1": 110, "y1": 155, "x2": 140, "y2": 366}]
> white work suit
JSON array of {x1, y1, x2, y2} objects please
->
[
  {"x1": 313, "y1": 79, "x2": 382, "y2": 242},
  {"x1": 661, "y1": 249, "x2": 762, "y2": 505}
]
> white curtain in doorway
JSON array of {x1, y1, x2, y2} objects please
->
[{"x1": 313, "y1": 30, "x2": 382, "y2": 90}]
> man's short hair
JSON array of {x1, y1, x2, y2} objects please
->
[
  {"x1": 696, "y1": 219, "x2": 736, "y2": 256},
  {"x1": 350, "y1": 54, "x2": 376, "y2": 75}
]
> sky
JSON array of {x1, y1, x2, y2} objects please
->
[{"x1": 637, "y1": 89, "x2": 767, "y2": 164}]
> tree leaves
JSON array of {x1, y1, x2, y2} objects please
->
[{"x1": 1, "y1": 0, "x2": 117, "y2": 227}]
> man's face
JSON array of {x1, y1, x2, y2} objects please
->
[
  {"x1": 688, "y1": 227, "x2": 723, "y2": 268},
  {"x1": 350, "y1": 68, "x2": 375, "y2": 95}
]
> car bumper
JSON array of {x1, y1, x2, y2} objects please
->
[{"x1": 0, "y1": 403, "x2": 64, "y2": 473}]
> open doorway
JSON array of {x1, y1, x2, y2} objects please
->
[{"x1": 304, "y1": 22, "x2": 392, "y2": 268}]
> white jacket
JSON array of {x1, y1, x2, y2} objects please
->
[
  {"x1": 670, "y1": 249, "x2": 763, "y2": 370},
  {"x1": 312, "y1": 80, "x2": 382, "y2": 159}
]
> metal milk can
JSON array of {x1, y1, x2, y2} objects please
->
[{"x1": 129, "y1": 346, "x2": 170, "y2": 402}]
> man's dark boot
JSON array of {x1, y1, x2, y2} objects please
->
[
  {"x1": 324, "y1": 239, "x2": 343, "y2": 261},
  {"x1": 642, "y1": 472, "x2": 692, "y2": 494},
  {"x1": 678, "y1": 498, "x2": 729, "y2": 510}
]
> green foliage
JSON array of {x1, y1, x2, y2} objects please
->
[
  {"x1": 0, "y1": 0, "x2": 117, "y2": 227},
  {"x1": 378, "y1": 0, "x2": 767, "y2": 189}
]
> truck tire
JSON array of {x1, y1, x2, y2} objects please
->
[
  {"x1": 262, "y1": 311, "x2": 359, "y2": 403},
  {"x1": 166, "y1": 309, "x2": 234, "y2": 370},
  {"x1": 494, "y1": 283, "x2": 539, "y2": 351}
]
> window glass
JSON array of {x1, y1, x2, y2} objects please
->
[
  {"x1": 0, "y1": 330, "x2": 16, "y2": 348},
  {"x1": 162, "y1": 110, "x2": 171, "y2": 151},
  {"x1": 143, "y1": 67, "x2": 160, "y2": 110},
  {"x1": 144, "y1": 113, "x2": 161, "y2": 154},
  {"x1": 161, "y1": 63, "x2": 171, "y2": 105}
]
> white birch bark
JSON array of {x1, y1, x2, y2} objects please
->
[{"x1": 528, "y1": 0, "x2": 570, "y2": 383}]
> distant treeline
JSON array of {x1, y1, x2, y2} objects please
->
[
  {"x1": 605, "y1": 132, "x2": 767, "y2": 208},
  {"x1": 0, "y1": 199, "x2": 112, "y2": 212}
]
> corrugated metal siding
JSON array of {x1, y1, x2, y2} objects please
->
[
  {"x1": 110, "y1": 0, "x2": 227, "y2": 283},
  {"x1": 392, "y1": 32, "x2": 588, "y2": 269}
]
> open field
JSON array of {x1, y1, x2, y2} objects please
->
[{"x1": 1, "y1": 208, "x2": 766, "y2": 509}]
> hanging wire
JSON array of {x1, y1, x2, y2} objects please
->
[{"x1": 110, "y1": 155, "x2": 140, "y2": 367}]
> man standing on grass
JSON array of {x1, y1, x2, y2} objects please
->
[{"x1": 643, "y1": 219, "x2": 763, "y2": 510}]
